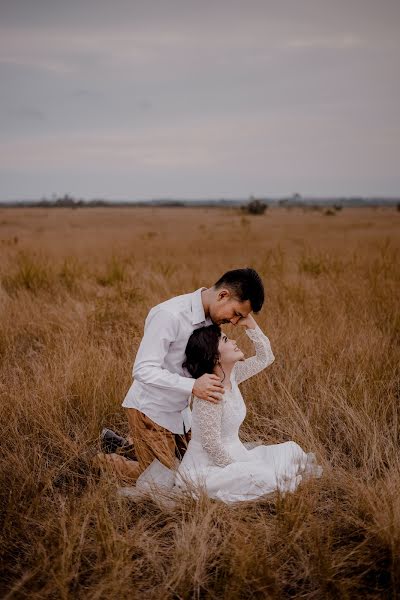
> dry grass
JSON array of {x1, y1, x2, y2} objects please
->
[{"x1": 0, "y1": 206, "x2": 399, "y2": 599}]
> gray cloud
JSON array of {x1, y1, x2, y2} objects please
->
[{"x1": 7, "y1": 106, "x2": 46, "y2": 121}]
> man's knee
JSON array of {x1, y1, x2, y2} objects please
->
[{"x1": 126, "y1": 408, "x2": 176, "y2": 471}]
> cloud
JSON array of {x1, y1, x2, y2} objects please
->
[
  {"x1": 7, "y1": 106, "x2": 46, "y2": 121},
  {"x1": 287, "y1": 35, "x2": 365, "y2": 50}
]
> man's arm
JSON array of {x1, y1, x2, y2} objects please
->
[
  {"x1": 133, "y1": 309, "x2": 195, "y2": 395},
  {"x1": 132, "y1": 308, "x2": 195, "y2": 395},
  {"x1": 133, "y1": 306, "x2": 226, "y2": 402}
]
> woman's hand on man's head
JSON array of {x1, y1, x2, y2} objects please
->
[{"x1": 236, "y1": 314, "x2": 257, "y2": 329}]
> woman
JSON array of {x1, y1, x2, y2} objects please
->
[{"x1": 136, "y1": 314, "x2": 322, "y2": 503}]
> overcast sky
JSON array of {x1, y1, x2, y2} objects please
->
[{"x1": 1, "y1": 0, "x2": 399, "y2": 200}]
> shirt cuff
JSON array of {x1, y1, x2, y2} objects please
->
[{"x1": 180, "y1": 376, "x2": 196, "y2": 394}]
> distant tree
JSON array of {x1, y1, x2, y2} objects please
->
[
  {"x1": 55, "y1": 194, "x2": 75, "y2": 207},
  {"x1": 242, "y1": 196, "x2": 268, "y2": 215}
]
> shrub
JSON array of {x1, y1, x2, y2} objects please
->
[{"x1": 242, "y1": 197, "x2": 268, "y2": 215}]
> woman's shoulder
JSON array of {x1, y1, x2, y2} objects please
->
[{"x1": 192, "y1": 389, "x2": 234, "y2": 410}]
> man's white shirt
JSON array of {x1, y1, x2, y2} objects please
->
[{"x1": 122, "y1": 288, "x2": 212, "y2": 434}]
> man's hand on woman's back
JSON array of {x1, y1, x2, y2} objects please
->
[{"x1": 193, "y1": 374, "x2": 224, "y2": 403}]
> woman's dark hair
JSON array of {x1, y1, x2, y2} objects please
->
[
  {"x1": 183, "y1": 324, "x2": 222, "y2": 379},
  {"x1": 213, "y1": 267, "x2": 264, "y2": 313}
]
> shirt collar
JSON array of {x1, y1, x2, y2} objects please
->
[{"x1": 191, "y1": 287, "x2": 208, "y2": 325}]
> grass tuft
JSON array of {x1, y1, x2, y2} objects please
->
[{"x1": 2, "y1": 251, "x2": 54, "y2": 294}]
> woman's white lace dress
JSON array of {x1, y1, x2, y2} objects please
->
[
  {"x1": 174, "y1": 326, "x2": 322, "y2": 503},
  {"x1": 135, "y1": 326, "x2": 322, "y2": 504}
]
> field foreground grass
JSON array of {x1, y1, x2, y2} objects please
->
[{"x1": 0, "y1": 206, "x2": 399, "y2": 599}]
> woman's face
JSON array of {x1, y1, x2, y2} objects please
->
[{"x1": 218, "y1": 333, "x2": 244, "y2": 364}]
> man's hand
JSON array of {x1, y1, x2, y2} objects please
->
[
  {"x1": 193, "y1": 373, "x2": 225, "y2": 403},
  {"x1": 236, "y1": 313, "x2": 257, "y2": 329}
]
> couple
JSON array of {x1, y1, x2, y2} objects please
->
[{"x1": 114, "y1": 268, "x2": 321, "y2": 503}]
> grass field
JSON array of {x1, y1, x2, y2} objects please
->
[{"x1": 0, "y1": 205, "x2": 399, "y2": 599}]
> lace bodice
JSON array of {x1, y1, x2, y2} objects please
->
[{"x1": 190, "y1": 326, "x2": 275, "y2": 467}]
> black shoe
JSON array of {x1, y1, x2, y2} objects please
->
[{"x1": 100, "y1": 428, "x2": 137, "y2": 461}]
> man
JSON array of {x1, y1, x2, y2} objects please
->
[{"x1": 115, "y1": 268, "x2": 265, "y2": 476}]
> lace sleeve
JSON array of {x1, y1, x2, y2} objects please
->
[
  {"x1": 234, "y1": 326, "x2": 275, "y2": 385},
  {"x1": 193, "y1": 398, "x2": 234, "y2": 467}
]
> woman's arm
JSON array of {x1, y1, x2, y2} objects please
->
[
  {"x1": 233, "y1": 316, "x2": 275, "y2": 385},
  {"x1": 193, "y1": 398, "x2": 234, "y2": 467}
]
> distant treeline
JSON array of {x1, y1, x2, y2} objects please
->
[{"x1": 1, "y1": 193, "x2": 399, "y2": 209}]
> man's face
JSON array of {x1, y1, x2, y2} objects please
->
[{"x1": 209, "y1": 289, "x2": 252, "y2": 326}]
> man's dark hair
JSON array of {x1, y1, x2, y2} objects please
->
[
  {"x1": 213, "y1": 268, "x2": 264, "y2": 313},
  {"x1": 183, "y1": 324, "x2": 222, "y2": 380}
]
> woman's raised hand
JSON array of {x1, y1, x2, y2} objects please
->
[{"x1": 236, "y1": 314, "x2": 257, "y2": 329}]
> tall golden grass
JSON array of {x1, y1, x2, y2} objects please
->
[{"x1": 0, "y1": 206, "x2": 399, "y2": 599}]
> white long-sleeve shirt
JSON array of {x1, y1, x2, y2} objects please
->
[{"x1": 122, "y1": 288, "x2": 212, "y2": 433}]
